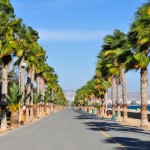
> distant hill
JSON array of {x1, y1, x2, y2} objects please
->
[
  {"x1": 64, "y1": 90, "x2": 76, "y2": 101},
  {"x1": 64, "y1": 90, "x2": 150, "y2": 101},
  {"x1": 127, "y1": 92, "x2": 150, "y2": 100}
]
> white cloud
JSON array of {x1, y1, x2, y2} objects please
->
[{"x1": 37, "y1": 29, "x2": 108, "y2": 41}]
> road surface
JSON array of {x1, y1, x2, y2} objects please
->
[{"x1": 0, "y1": 107, "x2": 150, "y2": 150}]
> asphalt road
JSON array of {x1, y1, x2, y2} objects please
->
[{"x1": 0, "y1": 107, "x2": 150, "y2": 150}]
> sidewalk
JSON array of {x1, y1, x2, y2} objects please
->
[
  {"x1": 84, "y1": 108, "x2": 150, "y2": 130},
  {"x1": 120, "y1": 117, "x2": 150, "y2": 130},
  {"x1": 104, "y1": 114, "x2": 150, "y2": 130}
]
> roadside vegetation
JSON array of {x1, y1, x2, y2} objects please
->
[
  {"x1": 0, "y1": 0, "x2": 67, "y2": 132},
  {"x1": 74, "y1": 2, "x2": 150, "y2": 129}
]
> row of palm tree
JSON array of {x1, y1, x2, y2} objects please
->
[
  {"x1": 0, "y1": 0, "x2": 67, "y2": 131},
  {"x1": 74, "y1": 2, "x2": 150, "y2": 128}
]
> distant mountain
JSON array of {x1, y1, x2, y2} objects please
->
[
  {"x1": 127, "y1": 92, "x2": 150, "y2": 100},
  {"x1": 64, "y1": 90, "x2": 150, "y2": 102},
  {"x1": 63, "y1": 90, "x2": 76, "y2": 101},
  {"x1": 107, "y1": 90, "x2": 150, "y2": 100}
]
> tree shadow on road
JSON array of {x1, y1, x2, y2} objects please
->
[
  {"x1": 74, "y1": 109, "x2": 150, "y2": 149},
  {"x1": 85, "y1": 121, "x2": 150, "y2": 149},
  {"x1": 73, "y1": 109, "x2": 100, "y2": 120},
  {"x1": 84, "y1": 121, "x2": 150, "y2": 136},
  {"x1": 74, "y1": 109, "x2": 150, "y2": 136},
  {"x1": 104, "y1": 137, "x2": 150, "y2": 150}
]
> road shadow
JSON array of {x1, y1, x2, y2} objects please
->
[
  {"x1": 104, "y1": 137, "x2": 150, "y2": 150},
  {"x1": 84, "y1": 120, "x2": 150, "y2": 136},
  {"x1": 73, "y1": 109, "x2": 101, "y2": 120},
  {"x1": 74, "y1": 109, "x2": 150, "y2": 149},
  {"x1": 74, "y1": 109, "x2": 150, "y2": 136}
]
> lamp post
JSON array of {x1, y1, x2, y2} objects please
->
[{"x1": 18, "y1": 61, "x2": 27, "y2": 125}]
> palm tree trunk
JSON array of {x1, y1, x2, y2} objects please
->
[
  {"x1": 1, "y1": 64, "x2": 8, "y2": 131},
  {"x1": 40, "y1": 76, "x2": 42, "y2": 95},
  {"x1": 36, "y1": 74, "x2": 40, "y2": 95},
  {"x1": 101, "y1": 96, "x2": 105, "y2": 118},
  {"x1": 116, "y1": 76, "x2": 121, "y2": 120},
  {"x1": 140, "y1": 68, "x2": 149, "y2": 128},
  {"x1": 19, "y1": 57, "x2": 25, "y2": 104},
  {"x1": 111, "y1": 77, "x2": 115, "y2": 116},
  {"x1": 97, "y1": 97, "x2": 101, "y2": 115},
  {"x1": 30, "y1": 67, "x2": 35, "y2": 121},
  {"x1": 11, "y1": 111, "x2": 19, "y2": 128},
  {"x1": 104, "y1": 91, "x2": 107, "y2": 117},
  {"x1": 41, "y1": 78, "x2": 45, "y2": 115},
  {"x1": 36, "y1": 74, "x2": 40, "y2": 118},
  {"x1": 41, "y1": 78, "x2": 45, "y2": 100},
  {"x1": 42, "y1": 79, "x2": 45, "y2": 99},
  {"x1": 37, "y1": 104, "x2": 40, "y2": 118},
  {"x1": 39, "y1": 76, "x2": 43, "y2": 117},
  {"x1": 26, "y1": 68, "x2": 32, "y2": 123},
  {"x1": 50, "y1": 103, "x2": 54, "y2": 113},
  {"x1": 19, "y1": 57, "x2": 25, "y2": 124},
  {"x1": 120, "y1": 68, "x2": 128, "y2": 122},
  {"x1": 1, "y1": 64, "x2": 8, "y2": 94}
]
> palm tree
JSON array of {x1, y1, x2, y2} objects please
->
[
  {"x1": 33, "y1": 91, "x2": 42, "y2": 118},
  {"x1": 35, "y1": 58, "x2": 46, "y2": 117},
  {"x1": 7, "y1": 82, "x2": 22, "y2": 127},
  {"x1": 111, "y1": 30, "x2": 131, "y2": 122},
  {"x1": 25, "y1": 27, "x2": 39, "y2": 122},
  {"x1": 74, "y1": 85, "x2": 89, "y2": 109},
  {"x1": 40, "y1": 65, "x2": 50, "y2": 112},
  {"x1": 27, "y1": 44, "x2": 46, "y2": 120},
  {"x1": 15, "y1": 23, "x2": 28, "y2": 105},
  {"x1": 0, "y1": 0, "x2": 21, "y2": 131},
  {"x1": 127, "y1": 2, "x2": 150, "y2": 128},
  {"x1": 99, "y1": 33, "x2": 121, "y2": 118},
  {"x1": 99, "y1": 30, "x2": 131, "y2": 121},
  {"x1": 116, "y1": 47, "x2": 131, "y2": 122},
  {"x1": 95, "y1": 61, "x2": 111, "y2": 117}
]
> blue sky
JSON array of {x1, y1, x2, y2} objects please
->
[{"x1": 10, "y1": 0, "x2": 148, "y2": 92}]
